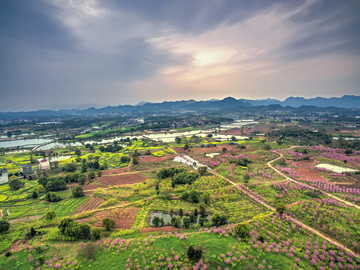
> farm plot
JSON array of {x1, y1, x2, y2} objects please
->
[
  {"x1": 245, "y1": 181, "x2": 325, "y2": 206},
  {"x1": 290, "y1": 198, "x2": 360, "y2": 253},
  {"x1": 95, "y1": 173, "x2": 147, "y2": 186},
  {"x1": 73, "y1": 196, "x2": 105, "y2": 214},
  {"x1": 77, "y1": 206, "x2": 140, "y2": 229}
]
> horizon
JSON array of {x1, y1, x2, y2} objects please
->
[
  {"x1": 1, "y1": 0, "x2": 360, "y2": 111},
  {"x1": 0, "y1": 94, "x2": 359, "y2": 113}
]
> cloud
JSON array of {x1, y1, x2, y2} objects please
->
[{"x1": 0, "y1": 0, "x2": 359, "y2": 111}]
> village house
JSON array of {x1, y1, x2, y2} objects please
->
[
  {"x1": 0, "y1": 168, "x2": 8, "y2": 184},
  {"x1": 38, "y1": 159, "x2": 50, "y2": 170},
  {"x1": 20, "y1": 163, "x2": 33, "y2": 176}
]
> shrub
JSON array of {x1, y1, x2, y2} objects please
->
[
  {"x1": 36, "y1": 184, "x2": 45, "y2": 193},
  {"x1": 4, "y1": 251, "x2": 12, "y2": 257},
  {"x1": 0, "y1": 220, "x2": 10, "y2": 233},
  {"x1": 45, "y1": 210, "x2": 56, "y2": 220},
  {"x1": 276, "y1": 203, "x2": 286, "y2": 215},
  {"x1": 102, "y1": 218, "x2": 115, "y2": 231},
  {"x1": 183, "y1": 217, "x2": 190, "y2": 228},
  {"x1": 234, "y1": 224, "x2": 250, "y2": 238},
  {"x1": 79, "y1": 243, "x2": 97, "y2": 260},
  {"x1": 92, "y1": 228, "x2": 101, "y2": 240},
  {"x1": 187, "y1": 246, "x2": 202, "y2": 262},
  {"x1": 198, "y1": 166, "x2": 207, "y2": 176}
]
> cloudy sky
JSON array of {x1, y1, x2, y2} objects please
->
[{"x1": 1, "y1": 0, "x2": 360, "y2": 111}]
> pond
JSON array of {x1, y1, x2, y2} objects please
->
[
  {"x1": 0, "y1": 138, "x2": 52, "y2": 149},
  {"x1": 149, "y1": 212, "x2": 211, "y2": 227},
  {"x1": 37, "y1": 142, "x2": 82, "y2": 150},
  {"x1": 315, "y1": 163, "x2": 358, "y2": 174}
]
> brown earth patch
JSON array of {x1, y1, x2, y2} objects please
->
[
  {"x1": 295, "y1": 167, "x2": 326, "y2": 181},
  {"x1": 141, "y1": 226, "x2": 180, "y2": 234},
  {"x1": 139, "y1": 155, "x2": 176, "y2": 163},
  {"x1": 95, "y1": 173, "x2": 147, "y2": 186},
  {"x1": 73, "y1": 196, "x2": 105, "y2": 214},
  {"x1": 9, "y1": 240, "x2": 28, "y2": 252},
  {"x1": 77, "y1": 206, "x2": 140, "y2": 229},
  {"x1": 102, "y1": 167, "x2": 130, "y2": 175}
]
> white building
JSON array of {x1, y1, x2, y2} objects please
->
[{"x1": 0, "y1": 169, "x2": 8, "y2": 184}]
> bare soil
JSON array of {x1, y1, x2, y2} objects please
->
[{"x1": 77, "y1": 206, "x2": 140, "y2": 229}]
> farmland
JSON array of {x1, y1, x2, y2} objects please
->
[{"x1": 1, "y1": 116, "x2": 360, "y2": 269}]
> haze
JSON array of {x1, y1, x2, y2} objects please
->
[{"x1": 1, "y1": 0, "x2": 360, "y2": 111}]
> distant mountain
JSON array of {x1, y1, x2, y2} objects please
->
[
  {"x1": 242, "y1": 95, "x2": 360, "y2": 108},
  {"x1": 0, "y1": 95, "x2": 359, "y2": 120}
]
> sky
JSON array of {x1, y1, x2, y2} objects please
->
[{"x1": 0, "y1": 0, "x2": 360, "y2": 111}]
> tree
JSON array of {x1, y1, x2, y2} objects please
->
[
  {"x1": 175, "y1": 136, "x2": 181, "y2": 144},
  {"x1": 132, "y1": 156, "x2": 139, "y2": 165},
  {"x1": 199, "y1": 204, "x2": 206, "y2": 216},
  {"x1": 211, "y1": 214, "x2": 227, "y2": 226},
  {"x1": 345, "y1": 149, "x2": 353, "y2": 156},
  {"x1": 72, "y1": 186, "x2": 84, "y2": 198},
  {"x1": 9, "y1": 178, "x2": 24, "y2": 191},
  {"x1": 120, "y1": 156, "x2": 129, "y2": 163},
  {"x1": 0, "y1": 220, "x2": 10, "y2": 233},
  {"x1": 102, "y1": 218, "x2": 115, "y2": 231},
  {"x1": 152, "y1": 216, "x2": 160, "y2": 227},
  {"x1": 231, "y1": 136, "x2": 236, "y2": 141},
  {"x1": 179, "y1": 208, "x2": 184, "y2": 217},
  {"x1": 183, "y1": 217, "x2": 190, "y2": 228},
  {"x1": 45, "y1": 179, "x2": 67, "y2": 192},
  {"x1": 184, "y1": 144, "x2": 189, "y2": 151},
  {"x1": 199, "y1": 217, "x2": 206, "y2": 226},
  {"x1": 36, "y1": 184, "x2": 45, "y2": 194},
  {"x1": 97, "y1": 171, "x2": 102, "y2": 177},
  {"x1": 32, "y1": 191, "x2": 38, "y2": 199},
  {"x1": 6, "y1": 131, "x2": 12, "y2": 138},
  {"x1": 81, "y1": 164, "x2": 87, "y2": 173},
  {"x1": 222, "y1": 147, "x2": 227, "y2": 153},
  {"x1": 276, "y1": 203, "x2": 286, "y2": 215},
  {"x1": 243, "y1": 174, "x2": 250, "y2": 183},
  {"x1": 189, "y1": 214, "x2": 197, "y2": 224},
  {"x1": 198, "y1": 166, "x2": 207, "y2": 176},
  {"x1": 45, "y1": 192, "x2": 61, "y2": 202},
  {"x1": 75, "y1": 149, "x2": 81, "y2": 157},
  {"x1": 59, "y1": 218, "x2": 73, "y2": 234},
  {"x1": 88, "y1": 172, "x2": 95, "y2": 180},
  {"x1": 187, "y1": 246, "x2": 202, "y2": 262},
  {"x1": 174, "y1": 216, "x2": 182, "y2": 228},
  {"x1": 79, "y1": 174, "x2": 86, "y2": 185},
  {"x1": 45, "y1": 210, "x2": 56, "y2": 220},
  {"x1": 234, "y1": 224, "x2": 250, "y2": 238}
]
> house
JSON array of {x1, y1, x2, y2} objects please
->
[
  {"x1": 0, "y1": 169, "x2": 8, "y2": 184},
  {"x1": 39, "y1": 159, "x2": 50, "y2": 170},
  {"x1": 21, "y1": 163, "x2": 32, "y2": 175}
]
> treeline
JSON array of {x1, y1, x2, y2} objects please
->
[{"x1": 268, "y1": 128, "x2": 332, "y2": 145}]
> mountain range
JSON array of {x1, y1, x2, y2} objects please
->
[{"x1": 0, "y1": 95, "x2": 359, "y2": 120}]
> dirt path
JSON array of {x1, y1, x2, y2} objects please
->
[
  {"x1": 9, "y1": 215, "x2": 40, "y2": 224},
  {"x1": 0, "y1": 209, "x2": 3, "y2": 218},
  {"x1": 171, "y1": 147, "x2": 360, "y2": 258},
  {"x1": 267, "y1": 148, "x2": 360, "y2": 210}
]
